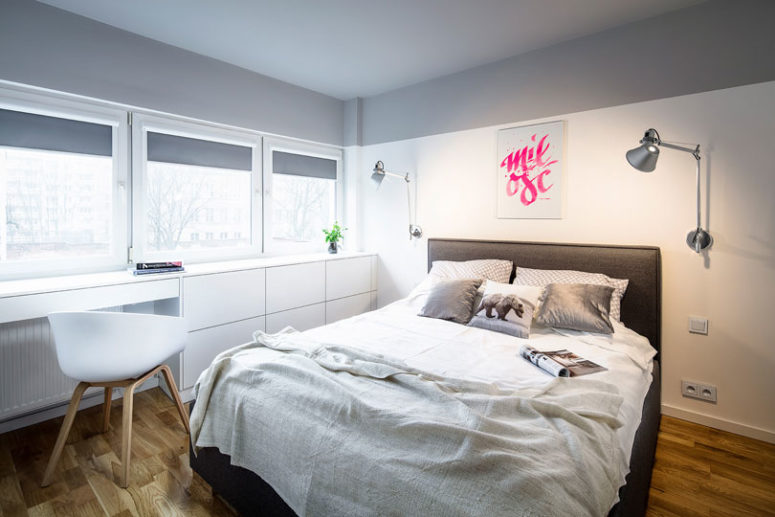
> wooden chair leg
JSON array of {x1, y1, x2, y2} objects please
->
[
  {"x1": 119, "y1": 382, "x2": 137, "y2": 488},
  {"x1": 41, "y1": 381, "x2": 89, "y2": 487},
  {"x1": 160, "y1": 365, "x2": 190, "y2": 435},
  {"x1": 102, "y1": 387, "x2": 112, "y2": 433}
]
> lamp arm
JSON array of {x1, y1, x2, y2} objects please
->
[
  {"x1": 382, "y1": 169, "x2": 409, "y2": 183},
  {"x1": 659, "y1": 142, "x2": 702, "y2": 230},
  {"x1": 406, "y1": 181, "x2": 413, "y2": 240},
  {"x1": 659, "y1": 141, "x2": 700, "y2": 156},
  {"x1": 694, "y1": 152, "x2": 701, "y2": 231},
  {"x1": 383, "y1": 170, "x2": 410, "y2": 182},
  {"x1": 404, "y1": 174, "x2": 422, "y2": 240}
]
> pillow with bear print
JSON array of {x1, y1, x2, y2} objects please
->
[{"x1": 467, "y1": 281, "x2": 543, "y2": 339}]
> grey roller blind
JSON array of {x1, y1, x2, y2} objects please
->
[
  {"x1": 0, "y1": 108, "x2": 112, "y2": 156},
  {"x1": 273, "y1": 151, "x2": 337, "y2": 180},
  {"x1": 147, "y1": 131, "x2": 252, "y2": 171}
]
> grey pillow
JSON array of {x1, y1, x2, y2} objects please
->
[
  {"x1": 535, "y1": 283, "x2": 615, "y2": 334},
  {"x1": 418, "y1": 279, "x2": 483, "y2": 324}
]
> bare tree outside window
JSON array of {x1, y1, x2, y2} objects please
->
[
  {"x1": 145, "y1": 161, "x2": 251, "y2": 252},
  {"x1": 271, "y1": 174, "x2": 335, "y2": 244}
]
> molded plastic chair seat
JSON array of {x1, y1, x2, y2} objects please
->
[
  {"x1": 42, "y1": 311, "x2": 189, "y2": 489},
  {"x1": 48, "y1": 311, "x2": 186, "y2": 382}
]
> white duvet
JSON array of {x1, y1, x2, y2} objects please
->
[{"x1": 191, "y1": 296, "x2": 655, "y2": 517}]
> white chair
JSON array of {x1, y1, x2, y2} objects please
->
[{"x1": 41, "y1": 311, "x2": 190, "y2": 488}]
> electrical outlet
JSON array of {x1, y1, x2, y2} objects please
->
[
  {"x1": 699, "y1": 384, "x2": 717, "y2": 403},
  {"x1": 682, "y1": 380, "x2": 717, "y2": 403},
  {"x1": 681, "y1": 380, "x2": 699, "y2": 398}
]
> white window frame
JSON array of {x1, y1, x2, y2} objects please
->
[
  {"x1": 262, "y1": 137, "x2": 343, "y2": 255},
  {"x1": 131, "y1": 113, "x2": 262, "y2": 264},
  {"x1": 0, "y1": 86, "x2": 128, "y2": 280}
]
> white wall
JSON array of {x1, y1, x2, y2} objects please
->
[{"x1": 356, "y1": 81, "x2": 775, "y2": 442}]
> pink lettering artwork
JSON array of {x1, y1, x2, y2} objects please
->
[{"x1": 496, "y1": 121, "x2": 563, "y2": 219}]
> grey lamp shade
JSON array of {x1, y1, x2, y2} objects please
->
[
  {"x1": 626, "y1": 142, "x2": 659, "y2": 172},
  {"x1": 371, "y1": 160, "x2": 386, "y2": 185},
  {"x1": 370, "y1": 170, "x2": 385, "y2": 185}
]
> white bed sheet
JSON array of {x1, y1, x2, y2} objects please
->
[{"x1": 303, "y1": 295, "x2": 656, "y2": 493}]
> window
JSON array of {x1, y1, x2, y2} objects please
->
[
  {"x1": 132, "y1": 115, "x2": 261, "y2": 263},
  {"x1": 0, "y1": 84, "x2": 346, "y2": 279},
  {"x1": 0, "y1": 90, "x2": 127, "y2": 278},
  {"x1": 263, "y1": 138, "x2": 342, "y2": 254}
]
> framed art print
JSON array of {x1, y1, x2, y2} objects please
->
[{"x1": 496, "y1": 120, "x2": 564, "y2": 219}]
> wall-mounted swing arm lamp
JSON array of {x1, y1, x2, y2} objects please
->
[
  {"x1": 371, "y1": 160, "x2": 423, "y2": 240},
  {"x1": 626, "y1": 128, "x2": 712, "y2": 253}
]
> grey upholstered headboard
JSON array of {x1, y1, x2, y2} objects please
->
[{"x1": 427, "y1": 238, "x2": 661, "y2": 357}]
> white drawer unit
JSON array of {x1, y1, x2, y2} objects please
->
[
  {"x1": 326, "y1": 292, "x2": 372, "y2": 324},
  {"x1": 266, "y1": 262, "x2": 325, "y2": 314},
  {"x1": 183, "y1": 316, "x2": 265, "y2": 389},
  {"x1": 325, "y1": 256, "x2": 372, "y2": 301},
  {"x1": 266, "y1": 303, "x2": 326, "y2": 334},
  {"x1": 184, "y1": 269, "x2": 265, "y2": 331}
]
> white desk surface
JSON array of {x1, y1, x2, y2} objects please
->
[{"x1": 0, "y1": 251, "x2": 375, "y2": 299}]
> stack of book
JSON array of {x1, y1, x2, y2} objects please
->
[{"x1": 132, "y1": 261, "x2": 185, "y2": 276}]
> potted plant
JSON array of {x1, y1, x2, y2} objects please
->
[{"x1": 323, "y1": 221, "x2": 346, "y2": 254}]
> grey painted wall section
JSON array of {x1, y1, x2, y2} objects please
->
[
  {"x1": 0, "y1": 0, "x2": 344, "y2": 146},
  {"x1": 360, "y1": 0, "x2": 775, "y2": 145},
  {"x1": 343, "y1": 98, "x2": 363, "y2": 147}
]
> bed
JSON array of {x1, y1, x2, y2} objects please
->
[{"x1": 190, "y1": 238, "x2": 661, "y2": 517}]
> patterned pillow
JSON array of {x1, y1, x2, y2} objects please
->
[
  {"x1": 429, "y1": 259, "x2": 513, "y2": 283},
  {"x1": 514, "y1": 267, "x2": 628, "y2": 321},
  {"x1": 467, "y1": 282, "x2": 543, "y2": 339},
  {"x1": 409, "y1": 259, "x2": 514, "y2": 301}
]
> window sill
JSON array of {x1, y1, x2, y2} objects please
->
[{"x1": 0, "y1": 250, "x2": 374, "y2": 300}]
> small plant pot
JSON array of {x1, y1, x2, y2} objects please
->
[{"x1": 328, "y1": 242, "x2": 338, "y2": 254}]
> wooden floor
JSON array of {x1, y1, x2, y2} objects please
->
[
  {"x1": 0, "y1": 389, "x2": 234, "y2": 516},
  {"x1": 646, "y1": 415, "x2": 775, "y2": 517},
  {"x1": 1, "y1": 389, "x2": 774, "y2": 516}
]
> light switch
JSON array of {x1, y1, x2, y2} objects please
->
[{"x1": 688, "y1": 316, "x2": 708, "y2": 335}]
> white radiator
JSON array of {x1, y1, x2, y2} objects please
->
[{"x1": 0, "y1": 317, "x2": 81, "y2": 422}]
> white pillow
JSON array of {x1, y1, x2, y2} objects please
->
[
  {"x1": 513, "y1": 267, "x2": 629, "y2": 321},
  {"x1": 409, "y1": 259, "x2": 513, "y2": 300}
]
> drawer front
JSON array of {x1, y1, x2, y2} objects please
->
[
  {"x1": 184, "y1": 269, "x2": 265, "y2": 331},
  {"x1": 325, "y1": 292, "x2": 372, "y2": 324},
  {"x1": 266, "y1": 262, "x2": 325, "y2": 314},
  {"x1": 326, "y1": 256, "x2": 372, "y2": 300},
  {"x1": 0, "y1": 278, "x2": 179, "y2": 325},
  {"x1": 265, "y1": 303, "x2": 325, "y2": 334},
  {"x1": 183, "y1": 316, "x2": 265, "y2": 388}
]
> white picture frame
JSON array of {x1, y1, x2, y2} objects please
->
[{"x1": 496, "y1": 120, "x2": 564, "y2": 219}]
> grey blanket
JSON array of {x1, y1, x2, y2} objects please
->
[{"x1": 191, "y1": 329, "x2": 625, "y2": 516}]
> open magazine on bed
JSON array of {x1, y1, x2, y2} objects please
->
[{"x1": 519, "y1": 345, "x2": 607, "y2": 377}]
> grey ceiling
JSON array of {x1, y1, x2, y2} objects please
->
[{"x1": 38, "y1": 0, "x2": 704, "y2": 100}]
